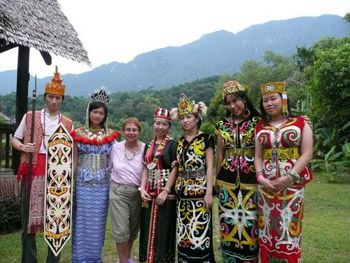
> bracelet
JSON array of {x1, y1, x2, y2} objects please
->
[
  {"x1": 256, "y1": 171, "x2": 263, "y2": 178},
  {"x1": 163, "y1": 187, "x2": 170, "y2": 193},
  {"x1": 288, "y1": 170, "x2": 300, "y2": 181},
  {"x1": 138, "y1": 186, "x2": 145, "y2": 192},
  {"x1": 19, "y1": 144, "x2": 24, "y2": 151},
  {"x1": 287, "y1": 174, "x2": 294, "y2": 186},
  {"x1": 256, "y1": 170, "x2": 263, "y2": 182},
  {"x1": 256, "y1": 174, "x2": 264, "y2": 183}
]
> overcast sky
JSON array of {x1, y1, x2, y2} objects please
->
[{"x1": 0, "y1": 0, "x2": 349, "y2": 78}]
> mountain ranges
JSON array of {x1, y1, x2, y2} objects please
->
[{"x1": 0, "y1": 14, "x2": 348, "y2": 96}]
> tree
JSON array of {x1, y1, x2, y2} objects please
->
[
  {"x1": 306, "y1": 37, "x2": 350, "y2": 129},
  {"x1": 291, "y1": 46, "x2": 316, "y2": 112},
  {"x1": 134, "y1": 95, "x2": 161, "y2": 122},
  {"x1": 293, "y1": 46, "x2": 315, "y2": 74},
  {"x1": 264, "y1": 51, "x2": 295, "y2": 82},
  {"x1": 205, "y1": 75, "x2": 232, "y2": 126},
  {"x1": 237, "y1": 52, "x2": 298, "y2": 107},
  {"x1": 238, "y1": 60, "x2": 268, "y2": 106},
  {"x1": 344, "y1": 12, "x2": 350, "y2": 24}
]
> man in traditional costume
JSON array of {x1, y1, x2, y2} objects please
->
[{"x1": 11, "y1": 66, "x2": 73, "y2": 263}]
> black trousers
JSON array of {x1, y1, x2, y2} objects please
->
[{"x1": 21, "y1": 179, "x2": 61, "y2": 263}]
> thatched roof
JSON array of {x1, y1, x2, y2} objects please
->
[
  {"x1": 0, "y1": 0, "x2": 90, "y2": 64},
  {"x1": 0, "y1": 112, "x2": 11, "y2": 123}
]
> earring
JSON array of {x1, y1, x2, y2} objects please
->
[{"x1": 243, "y1": 109, "x2": 250, "y2": 118}]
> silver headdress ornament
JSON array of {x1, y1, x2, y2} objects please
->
[
  {"x1": 89, "y1": 86, "x2": 110, "y2": 104},
  {"x1": 86, "y1": 87, "x2": 111, "y2": 128}
]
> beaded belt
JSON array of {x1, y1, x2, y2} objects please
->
[
  {"x1": 149, "y1": 169, "x2": 171, "y2": 179},
  {"x1": 147, "y1": 169, "x2": 171, "y2": 194},
  {"x1": 179, "y1": 167, "x2": 205, "y2": 179},
  {"x1": 79, "y1": 154, "x2": 108, "y2": 170},
  {"x1": 263, "y1": 147, "x2": 300, "y2": 160},
  {"x1": 225, "y1": 148, "x2": 254, "y2": 157}
]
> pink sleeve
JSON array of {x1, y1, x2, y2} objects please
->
[{"x1": 108, "y1": 144, "x2": 116, "y2": 170}]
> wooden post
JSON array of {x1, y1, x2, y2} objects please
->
[{"x1": 14, "y1": 46, "x2": 30, "y2": 174}]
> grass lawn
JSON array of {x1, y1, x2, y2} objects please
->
[{"x1": 1, "y1": 174, "x2": 349, "y2": 262}]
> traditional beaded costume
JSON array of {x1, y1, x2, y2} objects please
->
[
  {"x1": 215, "y1": 117, "x2": 260, "y2": 262},
  {"x1": 14, "y1": 66, "x2": 73, "y2": 262},
  {"x1": 16, "y1": 67, "x2": 73, "y2": 234},
  {"x1": 70, "y1": 88, "x2": 119, "y2": 263},
  {"x1": 255, "y1": 116, "x2": 312, "y2": 262},
  {"x1": 139, "y1": 108, "x2": 177, "y2": 263},
  {"x1": 255, "y1": 82, "x2": 313, "y2": 263},
  {"x1": 171, "y1": 94, "x2": 215, "y2": 263},
  {"x1": 215, "y1": 80, "x2": 260, "y2": 262},
  {"x1": 175, "y1": 133, "x2": 216, "y2": 263}
]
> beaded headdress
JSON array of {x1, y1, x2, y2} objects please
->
[
  {"x1": 222, "y1": 80, "x2": 245, "y2": 99},
  {"x1": 178, "y1": 93, "x2": 194, "y2": 116},
  {"x1": 153, "y1": 108, "x2": 171, "y2": 122},
  {"x1": 260, "y1": 82, "x2": 285, "y2": 95},
  {"x1": 45, "y1": 66, "x2": 65, "y2": 96},
  {"x1": 260, "y1": 82, "x2": 289, "y2": 117},
  {"x1": 170, "y1": 93, "x2": 207, "y2": 120},
  {"x1": 86, "y1": 87, "x2": 111, "y2": 128}
]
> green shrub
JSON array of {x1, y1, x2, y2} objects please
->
[
  {"x1": 0, "y1": 195, "x2": 21, "y2": 234},
  {"x1": 311, "y1": 142, "x2": 350, "y2": 184}
]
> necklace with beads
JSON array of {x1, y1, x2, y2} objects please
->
[
  {"x1": 124, "y1": 141, "x2": 139, "y2": 161},
  {"x1": 84, "y1": 127, "x2": 105, "y2": 141}
]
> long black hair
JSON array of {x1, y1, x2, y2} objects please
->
[
  {"x1": 259, "y1": 93, "x2": 294, "y2": 124},
  {"x1": 224, "y1": 91, "x2": 261, "y2": 119},
  {"x1": 88, "y1": 101, "x2": 108, "y2": 129}
]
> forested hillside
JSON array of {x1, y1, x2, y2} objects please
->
[
  {"x1": 0, "y1": 15, "x2": 348, "y2": 96},
  {"x1": 1, "y1": 28, "x2": 350, "y2": 170},
  {"x1": 0, "y1": 76, "x2": 220, "y2": 142}
]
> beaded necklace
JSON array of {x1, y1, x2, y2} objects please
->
[
  {"x1": 84, "y1": 127, "x2": 105, "y2": 141},
  {"x1": 145, "y1": 135, "x2": 170, "y2": 170},
  {"x1": 124, "y1": 141, "x2": 139, "y2": 161}
]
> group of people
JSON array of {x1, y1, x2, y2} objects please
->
[{"x1": 12, "y1": 67, "x2": 313, "y2": 263}]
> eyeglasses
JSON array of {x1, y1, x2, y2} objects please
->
[{"x1": 124, "y1": 128, "x2": 139, "y2": 132}]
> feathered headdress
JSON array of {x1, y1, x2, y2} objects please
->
[{"x1": 170, "y1": 93, "x2": 207, "y2": 120}]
